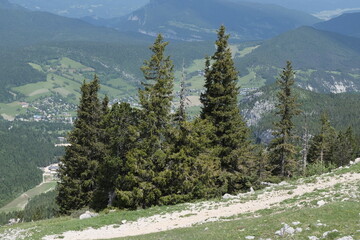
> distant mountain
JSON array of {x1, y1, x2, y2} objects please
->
[
  {"x1": 8, "y1": 0, "x2": 149, "y2": 18},
  {"x1": 230, "y1": 0, "x2": 360, "y2": 15},
  {"x1": 0, "y1": 5, "x2": 149, "y2": 47},
  {"x1": 242, "y1": 84, "x2": 360, "y2": 143},
  {"x1": 236, "y1": 26, "x2": 360, "y2": 93},
  {"x1": 314, "y1": 12, "x2": 360, "y2": 38},
  {"x1": 93, "y1": 0, "x2": 319, "y2": 41},
  {"x1": 0, "y1": 0, "x2": 21, "y2": 9}
]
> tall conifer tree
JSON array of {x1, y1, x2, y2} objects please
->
[
  {"x1": 115, "y1": 34, "x2": 175, "y2": 208},
  {"x1": 56, "y1": 75, "x2": 102, "y2": 214},
  {"x1": 200, "y1": 25, "x2": 254, "y2": 192},
  {"x1": 269, "y1": 61, "x2": 301, "y2": 177},
  {"x1": 307, "y1": 113, "x2": 337, "y2": 166}
]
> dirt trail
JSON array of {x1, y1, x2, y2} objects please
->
[{"x1": 43, "y1": 172, "x2": 360, "y2": 240}]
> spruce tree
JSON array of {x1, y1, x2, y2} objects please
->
[
  {"x1": 269, "y1": 61, "x2": 301, "y2": 177},
  {"x1": 115, "y1": 34, "x2": 175, "y2": 208},
  {"x1": 200, "y1": 25, "x2": 254, "y2": 193},
  {"x1": 56, "y1": 75, "x2": 103, "y2": 214},
  {"x1": 92, "y1": 102, "x2": 140, "y2": 210},
  {"x1": 307, "y1": 113, "x2": 337, "y2": 167},
  {"x1": 333, "y1": 128, "x2": 355, "y2": 167}
]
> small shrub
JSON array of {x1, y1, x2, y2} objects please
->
[{"x1": 306, "y1": 162, "x2": 336, "y2": 177}]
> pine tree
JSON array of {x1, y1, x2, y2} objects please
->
[
  {"x1": 115, "y1": 34, "x2": 175, "y2": 208},
  {"x1": 269, "y1": 61, "x2": 301, "y2": 177},
  {"x1": 307, "y1": 113, "x2": 337, "y2": 166},
  {"x1": 57, "y1": 75, "x2": 103, "y2": 214},
  {"x1": 92, "y1": 102, "x2": 140, "y2": 210},
  {"x1": 200, "y1": 25, "x2": 254, "y2": 192}
]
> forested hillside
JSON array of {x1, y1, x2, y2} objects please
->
[
  {"x1": 98, "y1": 0, "x2": 319, "y2": 41},
  {"x1": 314, "y1": 12, "x2": 360, "y2": 38},
  {"x1": 0, "y1": 121, "x2": 65, "y2": 207},
  {"x1": 235, "y1": 26, "x2": 360, "y2": 93},
  {"x1": 242, "y1": 84, "x2": 360, "y2": 143},
  {"x1": 54, "y1": 28, "x2": 359, "y2": 217},
  {"x1": 0, "y1": 40, "x2": 213, "y2": 105},
  {"x1": 8, "y1": 0, "x2": 149, "y2": 18},
  {"x1": 0, "y1": 3, "x2": 148, "y2": 47}
]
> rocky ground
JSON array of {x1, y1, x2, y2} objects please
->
[{"x1": 40, "y1": 169, "x2": 360, "y2": 240}]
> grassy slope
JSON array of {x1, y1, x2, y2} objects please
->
[
  {"x1": 0, "y1": 163, "x2": 359, "y2": 240},
  {"x1": 0, "y1": 182, "x2": 56, "y2": 213},
  {"x1": 117, "y1": 201, "x2": 360, "y2": 240}
]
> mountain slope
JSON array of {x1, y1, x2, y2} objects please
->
[
  {"x1": 231, "y1": 0, "x2": 360, "y2": 15},
  {"x1": 314, "y1": 12, "x2": 360, "y2": 38},
  {"x1": 8, "y1": 0, "x2": 149, "y2": 18},
  {"x1": 96, "y1": 0, "x2": 319, "y2": 41},
  {"x1": 236, "y1": 26, "x2": 360, "y2": 93},
  {"x1": 0, "y1": 5, "x2": 148, "y2": 47},
  {"x1": 0, "y1": 0, "x2": 22, "y2": 9},
  {"x1": 1, "y1": 163, "x2": 359, "y2": 239},
  {"x1": 241, "y1": 84, "x2": 360, "y2": 143}
]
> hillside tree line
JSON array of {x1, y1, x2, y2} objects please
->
[{"x1": 56, "y1": 26, "x2": 359, "y2": 214}]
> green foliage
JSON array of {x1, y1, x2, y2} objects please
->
[
  {"x1": 236, "y1": 26, "x2": 360, "y2": 92},
  {"x1": 0, "y1": 190, "x2": 59, "y2": 226},
  {"x1": 159, "y1": 119, "x2": 221, "y2": 204},
  {"x1": 0, "y1": 120, "x2": 60, "y2": 207},
  {"x1": 22, "y1": 191, "x2": 59, "y2": 222},
  {"x1": 307, "y1": 113, "x2": 337, "y2": 166},
  {"x1": 305, "y1": 162, "x2": 337, "y2": 177},
  {"x1": 111, "y1": 34, "x2": 175, "y2": 209},
  {"x1": 269, "y1": 61, "x2": 301, "y2": 177},
  {"x1": 200, "y1": 26, "x2": 255, "y2": 193},
  {"x1": 92, "y1": 102, "x2": 140, "y2": 210},
  {"x1": 308, "y1": 115, "x2": 357, "y2": 170},
  {"x1": 56, "y1": 75, "x2": 104, "y2": 214}
]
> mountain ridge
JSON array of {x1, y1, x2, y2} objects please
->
[
  {"x1": 236, "y1": 26, "x2": 360, "y2": 93},
  {"x1": 88, "y1": 0, "x2": 320, "y2": 41},
  {"x1": 314, "y1": 12, "x2": 360, "y2": 38}
]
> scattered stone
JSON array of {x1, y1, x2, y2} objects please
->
[
  {"x1": 308, "y1": 236, "x2": 319, "y2": 240},
  {"x1": 317, "y1": 200, "x2": 326, "y2": 207},
  {"x1": 349, "y1": 161, "x2": 354, "y2": 165},
  {"x1": 275, "y1": 224, "x2": 295, "y2": 236},
  {"x1": 204, "y1": 227, "x2": 209, "y2": 231},
  {"x1": 250, "y1": 187, "x2": 255, "y2": 193},
  {"x1": 8, "y1": 218, "x2": 21, "y2": 225},
  {"x1": 292, "y1": 221, "x2": 301, "y2": 226},
  {"x1": 222, "y1": 193, "x2": 236, "y2": 199},
  {"x1": 245, "y1": 236, "x2": 255, "y2": 239},
  {"x1": 354, "y1": 158, "x2": 360, "y2": 164},
  {"x1": 121, "y1": 220, "x2": 127, "y2": 224},
  {"x1": 278, "y1": 181, "x2": 288, "y2": 186},
  {"x1": 296, "y1": 227, "x2": 303, "y2": 233},
  {"x1": 336, "y1": 237, "x2": 353, "y2": 240},
  {"x1": 323, "y1": 229, "x2": 338, "y2": 238},
  {"x1": 261, "y1": 182, "x2": 277, "y2": 186},
  {"x1": 79, "y1": 211, "x2": 99, "y2": 220}
]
